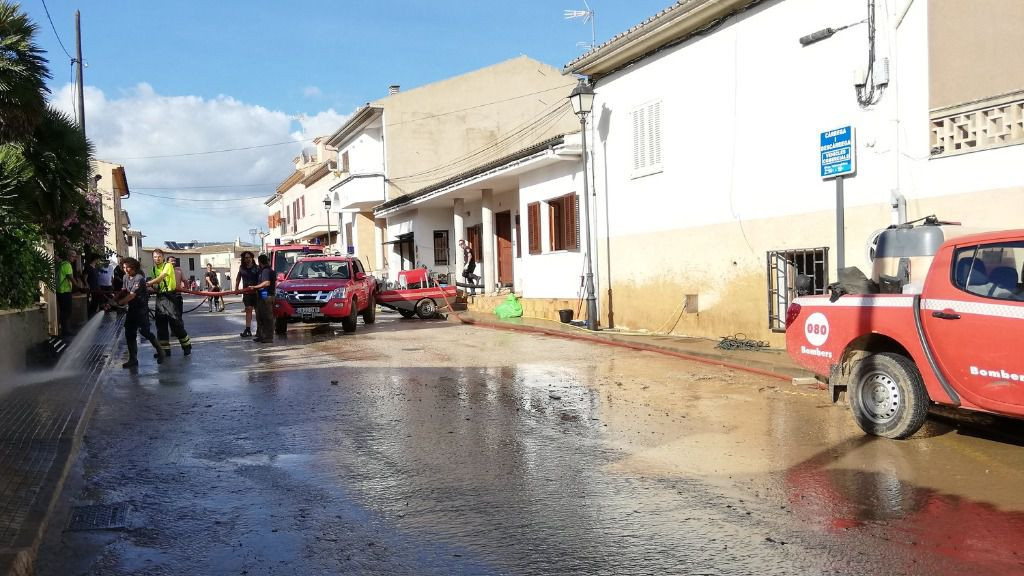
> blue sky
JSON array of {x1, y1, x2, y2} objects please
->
[{"x1": 20, "y1": 0, "x2": 674, "y2": 246}]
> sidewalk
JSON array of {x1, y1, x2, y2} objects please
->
[
  {"x1": 0, "y1": 313, "x2": 123, "y2": 576},
  {"x1": 448, "y1": 311, "x2": 815, "y2": 382}
]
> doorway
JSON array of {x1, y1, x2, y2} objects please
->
[{"x1": 496, "y1": 211, "x2": 513, "y2": 286}]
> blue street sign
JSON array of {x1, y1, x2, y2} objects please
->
[{"x1": 820, "y1": 126, "x2": 856, "y2": 179}]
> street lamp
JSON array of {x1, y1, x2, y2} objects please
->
[
  {"x1": 568, "y1": 78, "x2": 598, "y2": 331},
  {"x1": 323, "y1": 194, "x2": 332, "y2": 249}
]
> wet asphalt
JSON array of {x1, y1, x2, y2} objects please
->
[{"x1": 35, "y1": 298, "x2": 1024, "y2": 575}]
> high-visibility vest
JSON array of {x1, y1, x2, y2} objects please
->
[{"x1": 151, "y1": 262, "x2": 176, "y2": 293}]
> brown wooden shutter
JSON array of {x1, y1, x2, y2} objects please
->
[
  {"x1": 565, "y1": 194, "x2": 578, "y2": 250},
  {"x1": 528, "y1": 202, "x2": 540, "y2": 254}
]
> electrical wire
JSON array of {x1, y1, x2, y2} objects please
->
[
  {"x1": 390, "y1": 102, "x2": 573, "y2": 185},
  {"x1": 133, "y1": 183, "x2": 279, "y2": 190},
  {"x1": 390, "y1": 101, "x2": 569, "y2": 182},
  {"x1": 39, "y1": 0, "x2": 73, "y2": 60},
  {"x1": 114, "y1": 139, "x2": 313, "y2": 161},
  {"x1": 131, "y1": 191, "x2": 269, "y2": 202}
]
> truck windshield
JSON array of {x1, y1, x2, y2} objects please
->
[
  {"x1": 274, "y1": 249, "x2": 321, "y2": 277},
  {"x1": 288, "y1": 261, "x2": 350, "y2": 280}
]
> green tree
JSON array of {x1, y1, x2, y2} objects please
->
[
  {"x1": 0, "y1": 1, "x2": 100, "y2": 308},
  {"x1": 0, "y1": 1, "x2": 49, "y2": 142}
]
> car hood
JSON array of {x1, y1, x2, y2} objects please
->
[{"x1": 278, "y1": 279, "x2": 348, "y2": 290}]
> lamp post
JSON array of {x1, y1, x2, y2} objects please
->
[
  {"x1": 323, "y1": 195, "x2": 332, "y2": 249},
  {"x1": 568, "y1": 78, "x2": 598, "y2": 331}
]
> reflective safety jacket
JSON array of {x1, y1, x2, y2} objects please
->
[{"x1": 151, "y1": 262, "x2": 177, "y2": 293}]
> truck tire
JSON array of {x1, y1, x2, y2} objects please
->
[
  {"x1": 362, "y1": 293, "x2": 376, "y2": 325},
  {"x1": 275, "y1": 317, "x2": 288, "y2": 335},
  {"x1": 848, "y1": 352, "x2": 929, "y2": 439},
  {"x1": 341, "y1": 299, "x2": 358, "y2": 333},
  {"x1": 415, "y1": 298, "x2": 437, "y2": 319}
]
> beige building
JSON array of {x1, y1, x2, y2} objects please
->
[
  {"x1": 267, "y1": 56, "x2": 581, "y2": 280},
  {"x1": 92, "y1": 160, "x2": 132, "y2": 258}
]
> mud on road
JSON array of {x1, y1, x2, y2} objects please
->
[{"x1": 37, "y1": 306, "x2": 1024, "y2": 575}]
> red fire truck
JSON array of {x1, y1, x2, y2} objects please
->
[{"x1": 786, "y1": 229, "x2": 1024, "y2": 439}]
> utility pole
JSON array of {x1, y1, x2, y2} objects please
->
[{"x1": 74, "y1": 11, "x2": 85, "y2": 135}]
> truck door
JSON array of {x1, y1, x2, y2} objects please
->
[{"x1": 920, "y1": 240, "x2": 1024, "y2": 409}]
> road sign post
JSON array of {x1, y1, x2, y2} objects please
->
[{"x1": 820, "y1": 126, "x2": 856, "y2": 270}]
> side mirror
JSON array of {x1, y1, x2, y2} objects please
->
[
  {"x1": 277, "y1": 272, "x2": 285, "y2": 281},
  {"x1": 354, "y1": 272, "x2": 366, "y2": 281}
]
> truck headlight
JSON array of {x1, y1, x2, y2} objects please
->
[
  {"x1": 328, "y1": 287, "x2": 347, "y2": 300},
  {"x1": 275, "y1": 289, "x2": 286, "y2": 299}
]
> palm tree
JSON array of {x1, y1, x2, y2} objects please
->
[
  {"x1": 0, "y1": 2, "x2": 98, "y2": 308},
  {"x1": 0, "y1": 1, "x2": 50, "y2": 143}
]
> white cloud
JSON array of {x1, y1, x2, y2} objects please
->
[
  {"x1": 49, "y1": 84, "x2": 350, "y2": 246},
  {"x1": 302, "y1": 85, "x2": 323, "y2": 98}
]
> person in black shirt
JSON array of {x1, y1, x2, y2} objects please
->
[
  {"x1": 107, "y1": 257, "x2": 164, "y2": 368},
  {"x1": 234, "y1": 251, "x2": 260, "y2": 337},
  {"x1": 203, "y1": 263, "x2": 224, "y2": 312},
  {"x1": 250, "y1": 254, "x2": 276, "y2": 343},
  {"x1": 84, "y1": 252, "x2": 102, "y2": 317}
]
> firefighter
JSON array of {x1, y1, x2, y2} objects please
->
[
  {"x1": 146, "y1": 248, "x2": 192, "y2": 357},
  {"x1": 106, "y1": 257, "x2": 164, "y2": 368}
]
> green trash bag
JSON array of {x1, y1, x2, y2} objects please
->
[{"x1": 494, "y1": 293, "x2": 523, "y2": 319}]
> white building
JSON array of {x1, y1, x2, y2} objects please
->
[{"x1": 558, "y1": 0, "x2": 1024, "y2": 341}]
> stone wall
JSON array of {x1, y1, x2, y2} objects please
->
[{"x1": 0, "y1": 307, "x2": 50, "y2": 373}]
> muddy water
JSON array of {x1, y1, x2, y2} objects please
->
[{"x1": 37, "y1": 309, "x2": 1024, "y2": 575}]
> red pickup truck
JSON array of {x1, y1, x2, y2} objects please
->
[
  {"x1": 273, "y1": 255, "x2": 377, "y2": 334},
  {"x1": 786, "y1": 229, "x2": 1024, "y2": 439}
]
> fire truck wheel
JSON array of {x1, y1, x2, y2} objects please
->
[
  {"x1": 362, "y1": 294, "x2": 376, "y2": 324},
  {"x1": 415, "y1": 298, "x2": 437, "y2": 319},
  {"x1": 275, "y1": 318, "x2": 288, "y2": 335},
  {"x1": 849, "y1": 352, "x2": 929, "y2": 439},
  {"x1": 341, "y1": 299, "x2": 358, "y2": 333}
]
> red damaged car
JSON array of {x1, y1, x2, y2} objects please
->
[{"x1": 273, "y1": 255, "x2": 377, "y2": 334}]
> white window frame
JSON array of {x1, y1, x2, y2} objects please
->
[{"x1": 630, "y1": 99, "x2": 663, "y2": 179}]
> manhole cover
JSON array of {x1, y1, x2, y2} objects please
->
[{"x1": 67, "y1": 503, "x2": 130, "y2": 531}]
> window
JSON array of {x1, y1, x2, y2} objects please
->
[
  {"x1": 342, "y1": 150, "x2": 350, "y2": 173},
  {"x1": 188, "y1": 258, "x2": 195, "y2": 271},
  {"x1": 433, "y1": 230, "x2": 450, "y2": 265},
  {"x1": 631, "y1": 100, "x2": 662, "y2": 178},
  {"x1": 953, "y1": 241, "x2": 1024, "y2": 301},
  {"x1": 126, "y1": 236, "x2": 133, "y2": 246},
  {"x1": 548, "y1": 193, "x2": 579, "y2": 252},
  {"x1": 527, "y1": 202, "x2": 541, "y2": 255},
  {"x1": 766, "y1": 248, "x2": 829, "y2": 331},
  {"x1": 301, "y1": 197, "x2": 306, "y2": 218}
]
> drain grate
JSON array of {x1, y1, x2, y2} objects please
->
[{"x1": 67, "y1": 502, "x2": 130, "y2": 531}]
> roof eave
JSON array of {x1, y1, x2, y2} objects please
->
[
  {"x1": 563, "y1": 0, "x2": 758, "y2": 78},
  {"x1": 325, "y1": 105, "x2": 384, "y2": 148}
]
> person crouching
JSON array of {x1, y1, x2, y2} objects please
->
[{"x1": 107, "y1": 257, "x2": 164, "y2": 368}]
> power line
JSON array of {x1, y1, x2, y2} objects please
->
[
  {"x1": 115, "y1": 139, "x2": 313, "y2": 160},
  {"x1": 39, "y1": 0, "x2": 73, "y2": 60},
  {"x1": 133, "y1": 183, "x2": 279, "y2": 190},
  {"x1": 131, "y1": 191, "x2": 270, "y2": 202}
]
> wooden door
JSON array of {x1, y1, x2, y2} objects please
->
[{"x1": 496, "y1": 211, "x2": 513, "y2": 286}]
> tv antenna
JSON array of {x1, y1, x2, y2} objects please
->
[{"x1": 564, "y1": 0, "x2": 596, "y2": 51}]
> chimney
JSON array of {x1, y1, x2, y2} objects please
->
[{"x1": 388, "y1": 85, "x2": 400, "y2": 95}]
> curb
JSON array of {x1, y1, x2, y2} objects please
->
[
  {"x1": 0, "y1": 316, "x2": 124, "y2": 576},
  {"x1": 449, "y1": 313, "x2": 802, "y2": 383}
]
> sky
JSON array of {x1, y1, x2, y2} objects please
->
[{"x1": 20, "y1": 0, "x2": 676, "y2": 246}]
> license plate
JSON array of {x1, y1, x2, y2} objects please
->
[{"x1": 297, "y1": 306, "x2": 321, "y2": 315}]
